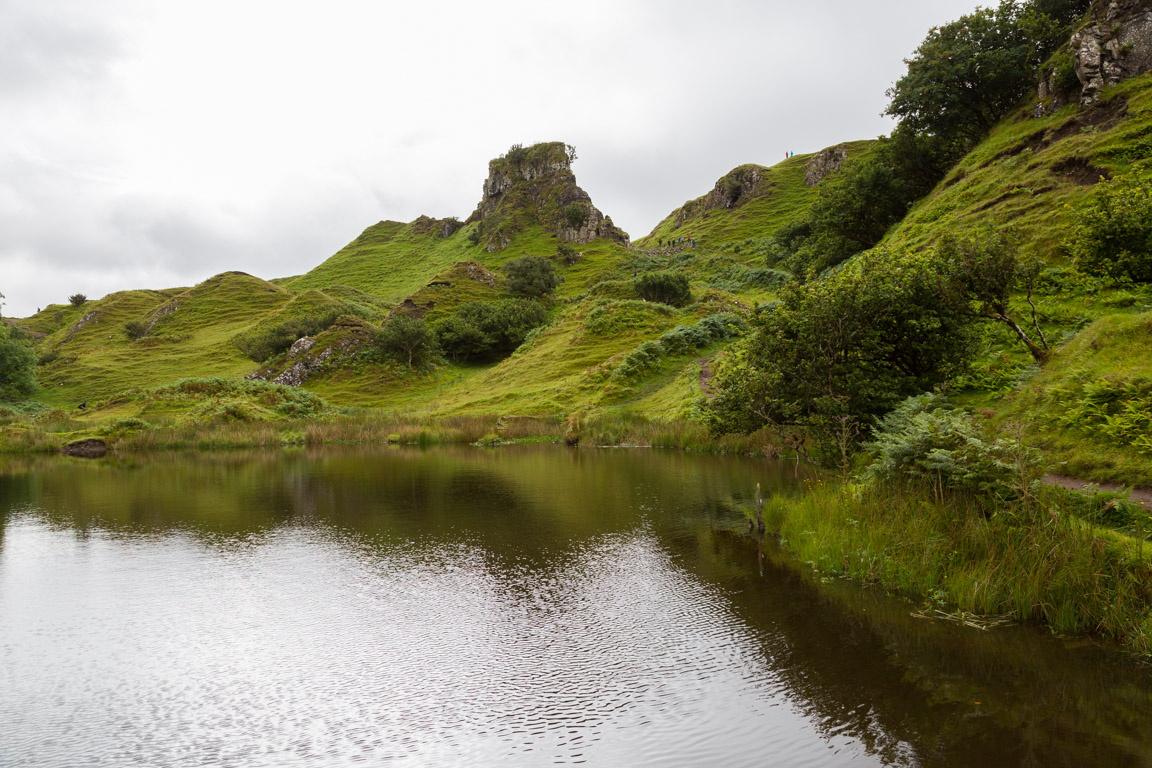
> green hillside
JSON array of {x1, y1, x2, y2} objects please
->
[
  {"x1": 31, "y1": 273, "x2": 293, "y2": 406},
  {"x1": 637, "y1": 140, "x2": 874, "y2": 246},
  {"x1": 886, "y1": 76, "x2": 1152, "y2": 255}
]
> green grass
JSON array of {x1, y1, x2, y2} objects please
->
[
  {"x1": 32, "y1": 273, "x2": 293, "y2": 407},
  {"x1": 886, "y1": 74, "x2": 1152, "y2": 256},
  {"x1": 765, "y1": 479, "x2": 1152, "y2": 655},
  {"x1": 638, "y1": 141, "x2": 875, "y2": 247},
  {"x1": 997, "y1": 311, "x2": 1152, "y2": 485}
]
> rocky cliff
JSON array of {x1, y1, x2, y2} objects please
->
[
  {"x1": 804, "y1": 144, "x2": 850, "y2": 186},
  {"x1": 663, "y1": 165, "x2": 769, "y2": 230},
  {"x1": 1037, "y1": 0, "x2": 1152, "y2": 114},
  {"x1": 466, "y1": 142, "x2": 628, "y2": 251}
]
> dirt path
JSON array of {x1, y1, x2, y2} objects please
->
[
  {"x1": 1043, "y1": 474, "x2": 1152, "y2": 505},
  {"x1": 697, "y1": 357, "x2": 715, "y2": 398}
]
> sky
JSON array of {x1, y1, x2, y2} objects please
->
[{"x1": 0, "y1": 0, "x2": 988, "y2": 318}]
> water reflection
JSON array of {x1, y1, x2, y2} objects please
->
[{"x1": 0, "y1": 447, "x2": 1150, "y2": 767}]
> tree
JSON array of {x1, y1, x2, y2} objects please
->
[
  {"x1": 375, "y1": 316, "x2": 438, "y2": 369},
  {"x1": 563, "y1": 204, "x2": 587, "y2": 229},
  {"x1": 635, "y1": 271, "x2": 692, "y2": 307},
  {"x1": 504, "y1": 256, "x2": 560, "y2": 298},
  {"x1": 69, "y1": 293, "x2": 87, "y2": 307},
  {"x1": 124, "y1": 321, "x2": 150, "y2": 341},
  {"x1": 939, "y1": 232, "x2": 1050, "y2": 364},
  {"x1": 706, "y1": 248, "x2": 973, "y2": 463},
  {"x1": 434, "y1": 300, "x2": 547, "y2": 362},
  {"x1": 884, "y1": 1, "x2": 1056, "y2": 148},
  {"x1": 774, "y1": 125, "x2": 961, "y2": 277},
  {"x1": 0, "y1": 322, "x2": 38, "y2": 400},
  {"x1": 1067, "y1": 172, "x2": 1152, "y2": 284}
]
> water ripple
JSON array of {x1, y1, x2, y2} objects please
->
[{"x1": 0, "y1": 515, "x2": 886, "y2": 768}]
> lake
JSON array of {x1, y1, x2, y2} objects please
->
[{"x1": 1, "y1": 446, "x2": 1150, "y2": 767}]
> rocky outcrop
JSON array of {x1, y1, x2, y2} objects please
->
[
  {"x1": 666, "y1": 165, "x2": 768, "y2": 229},
  {"x1": 466, "y1": 142, "x2": 629, "y2": 249},
  {"x1": 411, "y1": 215, "x2": 464, "y2": 238},
  {"x1": 1037, "y1": 0, "x2": 1152, "y2": 115},
  {"x1": 804, "y1": 144, "x2": 850, "y2": 186},
  {"x1": 247, "y1": 317, "x2": 372, "y2": 387},
  {"x1": 64, "y1": 310, "x2": 100, "y2": 340},
  {"x1": 62, "y1": 438, "x2": 108, "y2": 458},
  {"x1": 1072, "y1": 0, "x2": 1152, "y2": 106}
]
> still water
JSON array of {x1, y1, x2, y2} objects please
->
[{"x1": 0, "y1": 447, "x2": 1150, "y2": 767}]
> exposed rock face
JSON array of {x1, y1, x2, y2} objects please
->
[
  {"x1": 247, "y1": 318, "x2": 372, "y2": 387},
  {"x1": 62, "y1": 438, "x2": 108, "y2": 458},
  {"x1": 1073, "y1": 0, "x2": 1152, "y2": 105},
  {"x1": 65, "y1": 310, "x2": 100, "y2": 340},
  {"x1": 466, "y1": 142, "x2": 629, "y2": 249},
  {"x1": 1040, "y1": 0, "x2": 1152, "y2": 114},
  {"x1": 411, "y1": 215, "x2": 464, "y2": 238},
  {"x1": 667, "y1": 165, "x2": 767, "y2": 229},
  {"x1": 145, "y1": 299, "x2": 180, "y2": 332},
  {"x1": 804, "y1": 144, "x2": 850, "y2": 186}
]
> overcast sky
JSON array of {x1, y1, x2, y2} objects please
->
[{"x1": 1, "y1": 0, "x2": 988, "y2": 318}]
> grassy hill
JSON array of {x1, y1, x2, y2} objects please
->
[
  {"x1": 637, "y1": 140, "x2": 874, "y2": 247},
  {"x1": 885, "y1": 76, "x2": 1152, "y2": 255},
  {"x1": 5, "y1": 71, "x2": 1152, "y2": 483}
]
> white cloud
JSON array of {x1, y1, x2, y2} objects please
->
[{"x1": 0, "y1": 0, "x2": 988, "y2": 317}]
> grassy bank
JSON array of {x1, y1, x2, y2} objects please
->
[
  {"x1": 760, "y1": 479, "x2": 1152, "y2": 655},
  {"x1": 0, "y1": 404, "x2": 784, "y2": 456}
]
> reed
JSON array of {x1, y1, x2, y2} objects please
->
[{"x1": 764, "y1": 479, "x2": 1152, "y2": 655}]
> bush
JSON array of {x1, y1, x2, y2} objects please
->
[
  {"x1": 373, "y1": 316, "x2": 438, "y2": 369},
  {"x1": 0, "y1": 322, "x2": 37, "y2": 400},
  {"x1": 435, "y1": 300, "x2": 548, "y2": 362},
  {"x1": 635, "y1": 271, "x2": 691, "y2": 307},
  {"x1": 774, "y1": 125, "x2": 957, "y2": 277},
  {"x1": 1050, "y1": 373, "x2": 1152, "y2": 455},
  {"x1": 68, "y1": 294, "x2": 87, "y2": 307},
  {"x1": 504, "y1": 255, "x2": 561, "y2": 297},
  {"x1": 563, "y1": 204, "x2": 588, "y2": 229},
  {"x1": 233, "y1": 311, "x2": 342, "y2": 363},
  {"x1": 611, "y1": 313, "x2": 747, "y2": 383},
  {"x1": 556, "y1": 242, "x2": 580, "y2": 265},
  {"x1": 706, "y1": 248, "x2": 974, "y2": 463},
  {"x1": 124, "y1": 320, "x2": 149, "y2": 341},
  {"x1": 863, "y1": 393, "x2": 1045, "y2": 502},
  {"x1": 1068, "y1": 172, "x2": 1152, "y2": 283}
]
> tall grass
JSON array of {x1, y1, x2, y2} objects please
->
[
  {"x1": 765, "y1": 480, "x2": 1152, "y2": 654},
  {"x1": 574, "y1": 410, "x2": 780, "y2": 454}
]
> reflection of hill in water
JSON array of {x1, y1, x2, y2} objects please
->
[{"x1": 1, "y1": 447, "x2": 1150, "y2": 766}]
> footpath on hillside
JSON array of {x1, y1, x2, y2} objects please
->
[{"x1": 1043, "y1": 475, "x2": 1152, "y2": 505}]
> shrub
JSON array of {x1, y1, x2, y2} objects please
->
[
  {"x1": 556, "y1": 242, "x2": 580, "y2": 265},
  {"x1": 611, "y1": 313, "x2": 747, "y2": 383},
  {"x1": 706, "y1": 248, "x2": 974, "y2": 463},
  {"x1": 124, "y1": 320, "x2": 149, "y2": 341},
  {"x1": 68, "y1": 293, "x2": 87, "y2": 307},
  {"x1": 504, "y1": 255, "x2": 561, "y2": 297},
  {"x1": 373, "y1": 316, "x2": 438, "y2": 369},
  {"x1": 1050, "y1": 374, "x2": 1152, "y2": 455},
  {"x1": 233, "y1": 311, "x2": 342, "y2": 363},
  {"x1": 1068, "y1": 172, "x2": 1152, "y2": 283},
  {"x1": 635, "y1": 271, "x2": 691, "y2": 307},
  {"x1": 0, "y1": 322, "x2": 37, "y2": 400},
  {"x1": 863, "y1": 393, "x2": 1045, "y2": 502},
  {"x1": 435, "y1": 300, "x2": 548, "y2": 362},
  {"x1": 563, "y1": 204, "x2": 588, "y2": 229}
]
